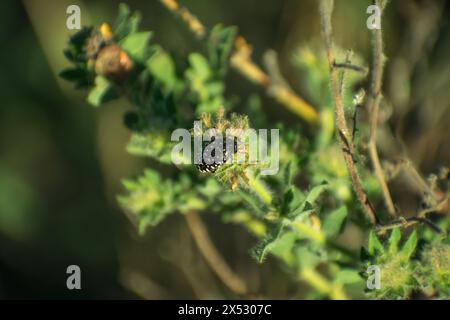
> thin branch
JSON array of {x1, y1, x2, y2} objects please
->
[
  {"x1": 384, "y1": 158, "x2": 439, "y2": 201},
  {"x1": 160, "y1": 0, "x2": 206, "y2": 38},
  {"x1": 337, "y1": 50, "x2": 352, "y2": 98},
  {"x1": 366, "y1": 0, "x2": 396, "y2": 218},
  {"x1": 119, "y1": 268, "x2": 170, "y2": 299},
  {"x1": 184, "y1": 211, "x2": 249, "y2": 296},
  {"x1": 319, "y1": 0, "x2": 378, "y2": 225},
  {"x1": 334, "y1": 63, "x2": 367, "y2": 74},
  {"x1": 244, "y1": 171, "x2": 273, "y2": 205},
  {"x1": 417, "y1": 195, "x2": 450, "y2": 218},
  {"x1": 375, "y1": 195, "x2": 449, "y2": 235},
  {"x1": 376, "y1": 216, "x2": 442, "y2": 235},
  {"x1": 300, "y1": 268, "x2": 348, "y2": 300},
  {"x1": 159, "y1": 0, "x2": 319, "y2": 125},
  {"x1": 263, "y1": 49, "x2": 292, "y2": 90},
  {"x1": 351, "y1": 89, "x2": 366, "y2": 142},
  {"x1": 351, "y1": 105, "x2": 359, "y2": 141},
  {"x1": 403, "y1": 158, "x2": 436, "y2": 198}
]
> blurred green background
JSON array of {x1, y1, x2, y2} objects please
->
[{"x1": 0, "y1": 0, "x2": 449, "y2": 298}]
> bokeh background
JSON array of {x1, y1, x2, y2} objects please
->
[{"x1": 0, "y1": 0, "x2": 449, "y2": 298}]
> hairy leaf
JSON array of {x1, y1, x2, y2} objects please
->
[
  {"x1": 322, "y1": 206, "x2": 347, "y2": 237},
  {"x1": 251, "y1": 223, "x2": 284, "y2": 263},
  {"x1": 146, "y1": 48, "x2": 177, "y2": 91},
  {"x1": 400, "y1": 230, "x2": 418, "y2": 260},
  {"x1": 87, "y1": 76, "x2": 118, "y2": 106},
  {"x1": 207, "y1": 24, "x2": 238, "y2": 77},
  {"x1": 388, "y1": 227, "x2": 401, "y2": 255},
  {"x1": 120, "y1": 31, "x2": 153, "y2": 62},
  {"x1": 368, "y1": 230, "x2": 384, "y2": 256}
]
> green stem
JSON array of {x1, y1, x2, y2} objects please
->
[
  {"x1": 246, "y1": 173, "x2": 273, "y2": 205},
  {"x1": 300, "y1": 268, "x2": 348, "y2": 300}
]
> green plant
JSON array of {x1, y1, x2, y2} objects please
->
[
  {"x1": 60, "y1": 1, "x2": 449, "y2": 299},
  {"x1": 362, "y1": 226, "x2": 449, "y2": 299}
]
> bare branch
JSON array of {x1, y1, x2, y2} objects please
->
[
  {"x1": 334, "y1": 63, "x2": 367, "y2": 75},
  {"x1": 366, "y1": 0, "x2": 396, "y2": 218},
  {"x1": 319, "y1": 0, "x2": 378, "y2": 225},
  {"x1": 160, "y1": 0, "x2": 319, "y2": 125},
  {"x1": 376, "y1": 195, "x2": 449, "y2": 235},
  {"x1": 184, "y1": 212, "x2": 249, "y2": 295}
]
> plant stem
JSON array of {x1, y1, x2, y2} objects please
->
[
  {"x1": 231, "y1": 37, "x2": 319, "y2": 124},
  {"x1": 337, "y1": 51, "x2": 353, "y2": 97},
  {"x1": 334, "y1": 62, "x2": 367, "y2": 75},
  {"x1": 292, "y1": 221, "x2": 326, "y2": 244},
  {"x1": 160, "y1": 0, "x2": 205, "y2": 38},
  {"x1": 366, "y1": 0, "x2": 396, "y2": 218},
  {"x1": 403, "y1": 158, "x2": 436, "y2": 198},
  {"x1": 159, "y1": 0, "x2": 319, "y2": 125},
  {"x1": 185, "y1": 211, "x2": 249, "y2": 295},
  {"x1": 376, "y1": 216, "x2": 442, "y2": 235},
  {"x1": 376, "y1": 195, "x2": 449, "y2": 235},
  {"x1": 300, "y1": 268, "x2": 348, "y2": 300},
  {"x1": 246, "y1": 172, "x2": 273, "y2": 205},
  {"x1": 319, "y1": 0, "x2": 378, "y2": 225}
]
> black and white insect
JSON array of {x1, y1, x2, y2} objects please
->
[{"x1": 196, "y1": 136, "x2": 238, "y2": 173}]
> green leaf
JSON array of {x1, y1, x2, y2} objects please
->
[
  {"x1": 146, "y1": 48, "x2": 176, "y2": 91},
  {"x1": 360, "y1": 246, "x2": 371, "y2": 261},
  {"x1": 250, "y1": 223, "x2": 284, "y2": 263},
  {"x1": 185, "y1": 52, "x2": 225, "y2": 114},
  {"x1": 114, "y1": 3, "x2": 131, "y2": 32},
  {"x1": 322, "y1": 206, "x2": 347, "y2": 237},
  {"x1": 296, "y1": 246, "x2": 321, "y2": 269},
  {"x1": 289, "y1": 182, "x2": 328, "y2": 218},
  {"x1": 188, "y1": 53, "x2": 211, "y2": 80},
  {"x1": 120, "y1": 31, "x2": 153, "y2": 62},
  {"x1": 207, "y1": 24, "x2": 237, "y2": 77},
  {"x1": 285, "y1": 187, "x2": 303, "y2": 213},
  {"x1": 87, "y1": 76, "x2": 118, "y2": 107},
  {"x1": 68, "y1": 26, "x2": 93, "y2": 48},
  {"x1": 334, "y1": 269, "x2": 362, "y2": 285},
  {"x1": 270, "y1": 231, "x2": 297, "y2": 266},
  {"x1": 237, "y1": 189, "x2": 267, "y2": 217},
  {"x1": 368, "y1": 230, "x2": 384, "y2": 256},
  {"x1": 113, "y1": 3, "x2": 141, "y2": 41},
  {"x1": 305, "y1": 182, "x2": 328, "y2": 204},
  {"x1": 197, "y1": 178, "x2": 222, "y2": 198},
  {"x1": 126, "y1": 132, "x2": 174, "y2": 164},
  {"x1": 400, "y1": 230, "x2": 418, "y2": 260},
  {"x1": 119, "y1": 169, "x2": 180, "y2": 233},
  {"x1": 283, "y1": 162, "x2": 293, "y2": 185},
  {"x1": 63, "y1": 47, "x2": 86, "y2": 63},
  {"x1": 59, "y1": 68, "x2": 88, "y2": 82},
  {"x1": 204, "y1": 81, "x2": 224, "y2": 96},
  {"x1": 388, "y1": 227, "x2": 401, "y2": 254},
  {"x1": 195, "y1": 96, "x2": 224, "y2": 114}
]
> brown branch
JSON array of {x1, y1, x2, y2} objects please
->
[
  {"x1": 159, "y1": 0, "x2": 319, "y2": 125},
  {"x1": 337, "y1": 50, "x2": 353, "y2": 97},
  {"x1": 184, "y1": 211, "x2": 249, "y2": 296},
  {"x1": 319, "y1": 0, "x2": 378, "y2": 225},
  {"x1": 160, "y1": 0, "x2": 206, "y2": 38},
  {"x1": 351, "y1": 105, "x2": 360, "y2": 141},
  {"x1": 375, "y1": 195, "x2": 449, "y2": 235},
  {"x1": 403, "y1": 158, "x2": 436, "y2": 198},
  {"x1": 366, "y1": 0, "x2": 396, "y2": 218},
  {"x1": 334, "y1": 63, "x2": 367, "y2": 75},
  {"x1": 375, "y1": 216, "x2": 442, "y2": 235}
]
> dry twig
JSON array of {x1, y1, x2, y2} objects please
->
[
  {"x1": 319, "y1": 0, "x2": 378, "y2": 225},
  {"x1": 366, "y1": 0, "x2": 396, "y2": 218},
  {"x1": 160, "y1": 0, "x2": 319, "y2": 125},
  {"x1": 184, "y1": 211, "x2": 249, "y2": 296}
]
